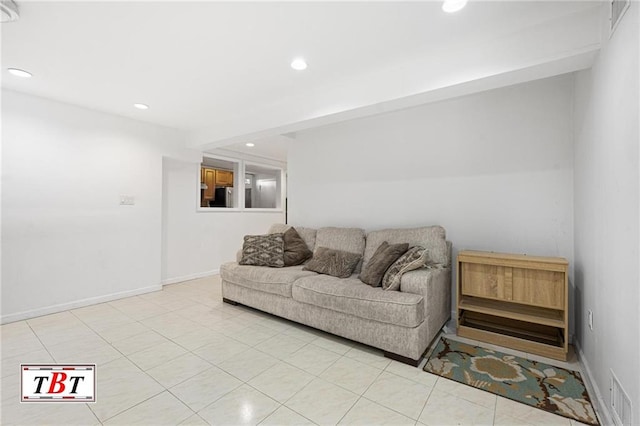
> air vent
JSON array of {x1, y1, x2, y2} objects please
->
[
  {"x1": 610, "y1": 370, "x2": 632, "y2": 426},
  {"x1": 610, "y1": 0, "x2": 630, "y2": 36}
]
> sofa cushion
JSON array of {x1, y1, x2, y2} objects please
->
[
  {"x1": 220, "y1": 262, "x2": 316, "y2": 298},
  {"x1": 315, "y1": 227, "x2": 365, "y2": 255},
  {"x1": 303, "y1": 247, "x2": 362, "y2": 278},
  {"x1": 363, "y1": 226, "x2": 448, "y2": 270},
  {"x1": 292, "y1": 275, "x2": 424, "y2": 328},
  {"x1": 269, "y1": 223, "x2": 317, "y2": 251},
  {"x1": 359, "y1": 241, "x2": 409, "y2": 287}
]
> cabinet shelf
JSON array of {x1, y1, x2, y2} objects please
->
[
  {"x1": 458, "y1": 296, "x2": 564, "y2": 328},
  {"x1": 457, "y1": 250, "x2": 568, "y2": 361},
  {"x1": 460, "y1": 311, "x2": 563, "y2": 346},
  {"x1": 457, "y1": 325, "x2": 567, "y2": 360}
]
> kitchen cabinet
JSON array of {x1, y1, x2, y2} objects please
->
[
  {"x1": 201, "y1": 167, "x2": 216, "y2": 206},
  {"x1": 216, "y1": 170, "x2": 234, "y2": 187},
  {"x1": 456, "y1": 250, "x2": 569, "y2": 360}
]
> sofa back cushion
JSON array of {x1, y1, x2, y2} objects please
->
[
  {"x1": 268, "y1": 223, "x2": 317, "y2": 251},
  {"x1": 315, "y1": 227, "x2": 366, "y2": 256},
  {"x1": 363, "y1": 226, "x2": 449, "y2": 271}
]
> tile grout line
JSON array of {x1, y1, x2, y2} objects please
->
[
  {"x1": 67, "y1": 309, "x2": 170, "y2": 424},
  {"x1": 171, "y1": 302, "x2": 275, "y2": 415},
  {"x1": 5, "y1": 278, "x2": 581, "y2": 426},
  {"x1": 66, "y1": 296, "x2": 236, "y2": 424},
  {"x1": 415, "y1": 379, "x2": 437, "y2": 425},
  {"x1": 103, "y1": 294, "x2": 244, "y2": 423},
  {"x1": 21, "y1": 320, "x2": 107, "y2": 425},
  {"x1": 492, "y1": 387, "x2": 498, "y2": 425},
  {"x1": 98, "y1": 388, "x2": 168, "y2": 424},
  {"x1": 24, "y1": 320, "x2": 57, "y2": 363},
  {"x1": 333, "y1": 356, "x2": 387, "y2": 425},
  {"x1": 237, "y1": 327, "x2": 379, "y2": 425}
]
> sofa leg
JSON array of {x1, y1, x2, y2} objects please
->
[
  {"x1": 222, "y1": 298, "x2": 239, "y2": 306},
  {"x1": 383, "y1": 351, "x2": 421, "y2": 367}
]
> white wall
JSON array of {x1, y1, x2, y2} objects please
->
[
  {"x1": 161, "y1": 158, "x2": 284, "y2": 284},
  {"x1": 1, "y1": 91, "x2": 287, "y2": 322},
  {"x1": 573, "y1": 3, "x2": 639, "y2": 424},
  {"x1": 1, "y1": 90, "x2": 191, "y2": 322},
  {"x1": 288, "y1": 74, "x2": 575, "y2": 320},
  {"x1": 289, "y1": 75, "x2": 574, "y2": 255}
]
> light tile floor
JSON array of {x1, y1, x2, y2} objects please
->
[{"x1": 1, "y1": 276, "x2": 592, "y2": 425}]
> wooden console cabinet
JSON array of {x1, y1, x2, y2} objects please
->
[{"x1": 456, "y1": 250, "x2": 569, "y2": 361}]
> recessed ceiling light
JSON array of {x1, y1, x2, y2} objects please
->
[
  {"x1": 245, "y1": 143, "x2": 255, "y2": 147},
  {"x1": 133, "y1": 103, "x2": 149, "y2": 110},
  {"x1": 442, "y1": 0, "x2": 468, "y2": 13},
  {"x1": 0, "y1": 0, "x2": 19, "y2": 23},
  {"x1": 290, "y1": 57, "x2": 307, "y2": 71},
  {"x1": 7, "y1": 68, "x2": 32, "y2": 78}
]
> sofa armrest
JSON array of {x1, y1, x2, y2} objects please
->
[{"x1": 400, "y1": 267, "x2": 451, "y2": 327}]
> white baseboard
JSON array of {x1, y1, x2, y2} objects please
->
[
  {"x1": 446, "y1": 310, "x2": 457, "y2": 332},
  {"x1": 575, "y1": 340, "x2": 614, "y2": 426},
  {"x1": 1, "y1": 284, "x2": 162, "y2": 325},
  {"x1": 161, "y1": 269, "x2": 219, "y2": 286}
]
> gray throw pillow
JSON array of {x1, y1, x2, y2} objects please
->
[
  {"x1": 303, "y1": 247, "x2": 362, "y2": 278},
  {"x1": 283, "y1": 227, "x2": 313, "y2": 266},
  {"x1": 359, "y1": 241, "x2": 409, "y2": 287},
  {"x1": 382, "y1": 246, "x2": 428, "y2": 291},
  {"x1": 239, "y1": 233, "x2": 285, "y2": 267}
]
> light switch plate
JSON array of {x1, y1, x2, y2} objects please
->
[{"x1": 120, "y1": 195, "x2": 135, "y2": 206}]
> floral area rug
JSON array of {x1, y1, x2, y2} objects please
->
[{"x1": 424, "y1": 337, "x2": 599, "y2": 425}]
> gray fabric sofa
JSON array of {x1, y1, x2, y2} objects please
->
[{"x1": 220, "y1": 224, "x2": 452, "y2": 366}]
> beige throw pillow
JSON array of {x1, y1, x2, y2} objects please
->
[
  {"x1": 359, "y1": 241, "x2": 409, "y2": 287},
  {"x1": 382, "y1": 246, "x2": 428, "y2": 291}
]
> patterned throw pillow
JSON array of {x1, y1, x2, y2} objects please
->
[
  {"x1": 303, "y1": 247, "x2": 362, "y2": 278},
  {"x1": 359, "y1": 241, "x2": 409, "y2": 287},
  {"x1": 382, "y1": 246, "x2": 428, "y2": 291},
  {"x1": 239, "y1": 233, "x2": 285, "y2": 267},
  {"x1": 283, "y1": 227, "x2": 313, "y2": 266}
]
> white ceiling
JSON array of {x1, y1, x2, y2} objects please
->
[
  {"x1": 2, "y1": 1, "x2": 601, "y2": 161},
  {"x1": 218, "y1": 136, "x2": 291, "y2": 163}
]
